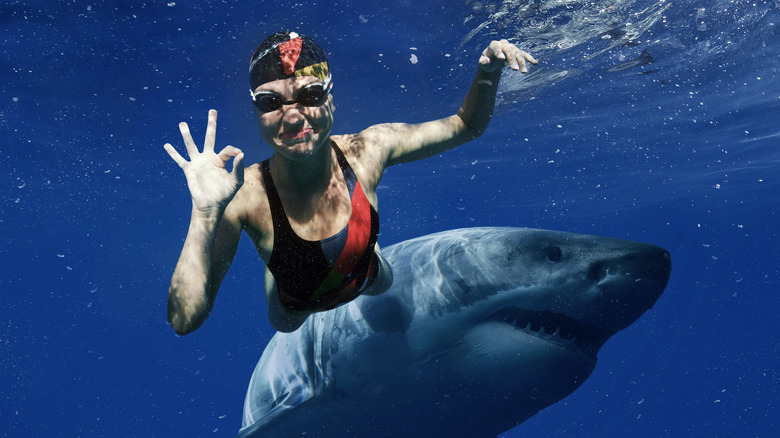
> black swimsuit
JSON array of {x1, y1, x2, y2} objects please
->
[{"x1": 261, "y1": 140, "x2": 380, "y2": 312}]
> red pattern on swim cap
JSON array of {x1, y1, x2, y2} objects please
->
[{"x1": 279, "y1": 37, "x2": 303, "y2": 76}]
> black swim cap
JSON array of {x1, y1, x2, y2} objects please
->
[{"x1": 249, "y1": 31, "x2": 329, "y2": 91}]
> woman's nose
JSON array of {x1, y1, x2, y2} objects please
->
[{"x1": 281, "y1": 106, "x2": 305, "y2": 124}]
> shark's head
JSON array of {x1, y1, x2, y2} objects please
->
[{"x1": 355, "y1": 227, "x2": 671, "y2": 432}]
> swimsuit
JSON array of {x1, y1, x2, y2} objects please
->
[{"x1": 261, "y1": 140, "x2": 380, "y2": 312}]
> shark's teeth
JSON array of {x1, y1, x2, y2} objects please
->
[{"x1": 486, "y1": 307, "x2": 609, "y2": 357}]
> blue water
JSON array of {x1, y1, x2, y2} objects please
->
[{"x1": 2, "y1": 0, "x2": 778, "y2": 436}]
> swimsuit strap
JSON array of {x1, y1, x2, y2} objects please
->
[
  {"x1": 331, "y1": 139, "x2": 350, "y2": 172},
  {"x1": 331, "y1": 140, "x2": 358, "y2": 196},
  {"x1": 261, "y1": 158, "x2": 309, "y2": 249}
]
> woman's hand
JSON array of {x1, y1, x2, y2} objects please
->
[
  {"x1": 479, "y1": 39, "x2": 538, "y2": 73},
  {"x1": 164, "y1": 109, "x2": 245, "y2": 215}
]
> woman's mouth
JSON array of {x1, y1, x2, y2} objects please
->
[{"x1": 280, "y1": 128, "x2": 313, "y2": 141}]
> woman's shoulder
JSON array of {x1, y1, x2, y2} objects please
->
[
  {"x1": 330, "y1": 133, "x2": 386, "y2": 196},
  {"x1": 239, "y1": 162, "x2": 264, "y2": 191},
  {"x1": 227, "y1": 163, "x2": 268, "y2": 219},
  {"x1": 331, "y1": 132, "x2": 384, "y2": 164}
]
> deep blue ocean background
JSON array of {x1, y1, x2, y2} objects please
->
[{"x1": 2, "y1": 0, "x2": 778, "y2": 436}]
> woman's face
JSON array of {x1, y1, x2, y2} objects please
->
[{"x1": 253, "y1": 75, "x2": 334, "y2": 161}]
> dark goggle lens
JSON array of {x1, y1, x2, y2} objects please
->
[
  {"x1": 254, "y1": 94, "x2": 283, "y2": 112},
  {"x1": 296, "y1": 84, "x2": 328, "y2": 106},
  {"x1": 253, "y1": 83, "x2": 329, "y2": 113}
]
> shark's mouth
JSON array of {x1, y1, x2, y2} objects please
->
[{"x1": 486, "y1": 307, "x2": 610, "y2": 357}]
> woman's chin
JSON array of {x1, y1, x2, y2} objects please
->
[{"x1": 276, "y1": 140, "x2": 325, "y2": 161}]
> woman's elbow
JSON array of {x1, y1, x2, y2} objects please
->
[
  {"x1": 167, "y1": 296, "x2": 207, "y2": 335},
  {"x1": 169, "y1": 317, "x2": 199, "y2": 335},
  {"x1": 455, "y1": 114, "x2": 488, "y2": 142},
  {"x1": 168, "y1": 311, "x2": 199, "y2": 335}
]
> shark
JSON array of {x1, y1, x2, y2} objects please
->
[{"x1": 236, "y1": 227, "x2": 672, "y2": 437}]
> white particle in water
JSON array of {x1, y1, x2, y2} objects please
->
[{"x1": 410, "y1": 54, "x2": 418, "y2": 64}]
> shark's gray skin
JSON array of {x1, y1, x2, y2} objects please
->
[{"x1": 237, "y1": 227, "x2": 671, "y2": 437}]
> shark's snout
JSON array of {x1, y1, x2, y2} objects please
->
[{"x1": 590, "y1": 244, "x2": 671, "y2": 333}]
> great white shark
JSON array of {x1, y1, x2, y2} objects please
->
[{"x1": 236, "y1": 227, "x2": 672, "y2": 437}]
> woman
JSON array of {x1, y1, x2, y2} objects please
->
[{"x1": 164, "y1": 31, "x2": 536, "y2": 333}]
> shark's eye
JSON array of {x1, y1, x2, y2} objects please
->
[{"x1": 546, "y1": 246, "x2": 562, "y2": 262}]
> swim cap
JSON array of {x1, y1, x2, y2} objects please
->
[{"x1": 249, "y1": 31, "x2": 330, "y2": 91}]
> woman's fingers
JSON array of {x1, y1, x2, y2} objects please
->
[
  {"x1": 178, "y1": 121, "x2": 199, "y2": 159},
  {"x1": 217, "y1": 145, "x2": 243, "y2": 162},
  {"x1": 232, "y1": 150, "x2": 245, "y2": 185},
  {"x1": 480, "y1": 40, "x2": 537, "y2": 73},
  {"x1": 204, "y1": 109, "x2": 217, "y2": 153},
  {"x1": 509, "y1": 49, "x2": 538, "y2": 73},
  {"x1": 169, "y1": 111, "x2": 243, "y2": 188},
  {"x1": 164, "y1": 143, "x2": 188, "y2": 168},
  {"x1": 217, "y1": 145, "x2": 245, "y2": 183}
]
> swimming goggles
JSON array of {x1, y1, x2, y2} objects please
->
[{"x1": 250, "y1": 75, "x2": 332, "y2": 113}]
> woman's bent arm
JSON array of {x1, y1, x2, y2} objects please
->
[
  {"x1": 167, "y1": 207, "x2": 241, "y2": 335},
  {"x1": 163, "y1": 109, "x2": 245, "y2": 334}
]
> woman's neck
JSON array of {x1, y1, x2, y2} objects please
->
[{"x1": 271, "y1": 139, "x2": 336, "y2": 196}]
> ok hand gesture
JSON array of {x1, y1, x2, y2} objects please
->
[{"x1": 164, "y1": 109, "x2": 245, "y2": 214}]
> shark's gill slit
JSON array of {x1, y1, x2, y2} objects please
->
[{"x1": 587, "y1": 261, "x2": 607, "y2": 282}]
